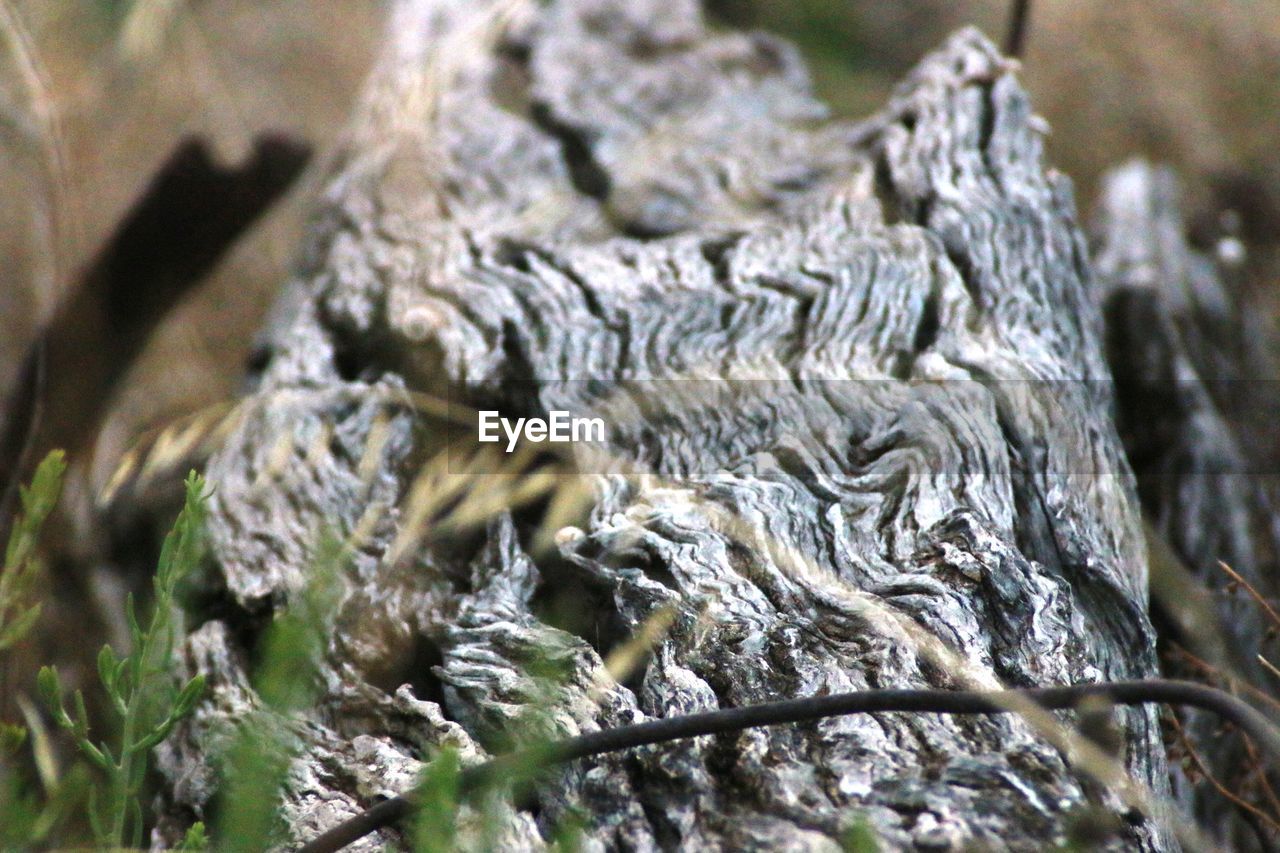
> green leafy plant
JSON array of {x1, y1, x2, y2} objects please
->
[
  {"x1": 38, "y1": 471, "x2": 208, "y2": 849},
  {"x1": 0, "y1": 449, "x2": 65, "y2": 654},
  {"x1": 0, "y1": 450, "x2": 84, "y2": 849}
]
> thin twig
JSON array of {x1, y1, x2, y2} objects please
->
[
  {"x1": 1243, "y1": 734, "x2": 1280, "y2": 820},
  {"x1": 1169, "y1": 713, "x2": 1280, "y2": 838},
  {"x1": 1166, "y1": 642, "x2": 1280, "y2": 715},
  {"x1": 1219, "y1": 561, "x2": 1280, "y2": 632},
  {"x1": 1004, "y1": 0, "x2": 1032, "y2": 58},
  {"x1": 1261, "y1": 655, "x2": 1280, "y2": 684},
  {"x1": 297, "y1": 678, "x2": 1280, "y2": 853}
]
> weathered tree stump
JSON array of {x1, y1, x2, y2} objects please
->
[{"x1": 151, "y1": 1, "x2": 1239, "y2": 849}]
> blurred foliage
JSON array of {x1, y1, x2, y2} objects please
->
[
  {"x1": 0, "y1": 761, "x2": 91, "y2": 849},
  {"x1": 0, "y1": 450, "x2": 65, "y2": 654},
  {"x1": 0, "y1": 450, "x2": 64, "y2": 645},
  {"x1": 0, "y1": 450, "x2": 84, "y2": 849},
  {"x1": 411, "y1": 746, "x2": 462, "y2": 853},
  {"x1": 840, "y1": 815, "x2": 882, "y2": 853},
  {"x1": 212, "y1": 528, "x2": 348, "y2": 851}
]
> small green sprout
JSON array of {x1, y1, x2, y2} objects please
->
[{"x1": 177, "y1": 819, "x2": 209, "y2": 850}]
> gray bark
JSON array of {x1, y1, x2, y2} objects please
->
[{"x1": 153, "y1": 1, "x2": 1185, "y2": 849}]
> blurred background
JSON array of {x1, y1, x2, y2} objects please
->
[{"x1": 1, "y1": 0, "x2": 1277, "y2": 511}]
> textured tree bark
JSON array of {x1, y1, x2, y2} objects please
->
[{"x1": 152, "y1": 1, "x2": 1195, "y2": 849}]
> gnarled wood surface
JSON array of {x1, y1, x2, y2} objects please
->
[{"x1": 150, "y1": 1, "x2": 1223, "y2": 849}]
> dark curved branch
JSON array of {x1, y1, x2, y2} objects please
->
[{"x1": 297, "y1": 678, "x2": 1280, "y2": 853}]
